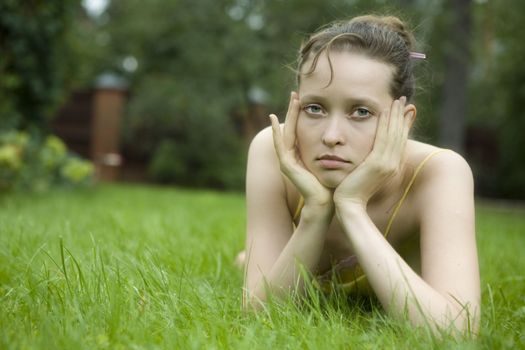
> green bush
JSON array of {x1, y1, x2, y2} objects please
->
[
  {"x1": 0, "y1": 130, "x2": 94, "y2": 192},
  {"x1": 0, "y1": 0, "x2": 78, "y2": 133},
  {"x1": 149, "y1": 139, "x2": 187, "y2": 183},
  {"x1": 124, "y1": 77, "x2": 246, "y2": 190}
]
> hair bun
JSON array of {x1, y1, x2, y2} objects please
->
[{"x1": 351, "y1": 15, "x2": 415, "y2": 51}]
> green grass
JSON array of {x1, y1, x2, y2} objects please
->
[{"x1": 0, "y1": 184, "x2": 524, "y2": 349}]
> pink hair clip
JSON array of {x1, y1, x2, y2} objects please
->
[{"x1": 409, "y1": 52, "x2": 426, "y2": 60}]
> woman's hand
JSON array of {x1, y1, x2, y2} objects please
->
[
  {"x1": 269, "y1": 92, "x2": 333, "y2": 211},
  {"x1": 333, "y1": 97, "x2": 414, "y2": 208}
]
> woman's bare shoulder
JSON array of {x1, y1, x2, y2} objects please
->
[
  {"x1": 247, "y1": 126, "x2": 283, "y2": 189},
  {"x1": 248, "y1": 126, "x2": 301, "y2": 213},
  {"x1": 248, "y1": 126, "x2": 274, "y2": 156},
  {"x1": 407, "y1": 140, "x2": 474, "y2": 207},
  {"x1": 407, "y1": 140, "x2": 471, "y2": 173}
]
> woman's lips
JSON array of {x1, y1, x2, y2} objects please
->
[{"x1": 317, "y1": 155, "x2": 351, "y2": 169}]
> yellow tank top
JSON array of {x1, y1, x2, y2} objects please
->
[{"x1": 292, "y1": 149, "x2": 447, "y2": 294}]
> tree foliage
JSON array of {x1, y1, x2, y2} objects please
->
[
  {"x1": 469, "y1": 0, "x2": 525, "y2": 198},
  {"x1": 0, "y1": 0, "x2": 78, "y2": 133}
]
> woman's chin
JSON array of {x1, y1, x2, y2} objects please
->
[{"x1": 316, "y1": 172, "x2": 346, "y2": 189}]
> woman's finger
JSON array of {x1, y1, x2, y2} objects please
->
[
  {"x1": 389, "y1": 98, "x2": 402, "y2": 140},
  {"x1": 400, "y1": 117, "x2": 410, "y2": 152},
  {"x1": 373, "y1": 108, "x2": 389, "y2": 155},
  {"x1": 400, "y1": 107, "x2": 414, "y2": 150},
  {"x1": 385, "y1": 97, "x2": 406, "y2": 160},
  {"x1": 269, "y1": 114, "x2": 285, "y2": 160},
  {"x1": 283, "y1": 92, "x2": 300, "y2": 150}
]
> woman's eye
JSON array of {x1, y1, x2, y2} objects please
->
[
  {"x1": 303, "y1": 104, "x2": 324, "y2": 116},
  {"x1": 351, "y1": 107, "x2": 372, "y2": 119}
]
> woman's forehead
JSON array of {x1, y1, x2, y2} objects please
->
[{"x1": 299, "y1": 51, "x2": 394, "y2": 101}]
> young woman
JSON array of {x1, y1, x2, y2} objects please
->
[{"x1": 241, "y1": 15, "x2": 480, "y2": 333}]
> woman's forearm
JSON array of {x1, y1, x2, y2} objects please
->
[
  {"x1": 248, "y1": 204, "x2": 333, "y2": 306},
  {"x1": 335, "y1": 202, "x2": 478, "y2": 332}
]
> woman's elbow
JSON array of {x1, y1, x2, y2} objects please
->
[
  {"x1": 242, "y1": 287, "x2": 267, "y2": 312},
  {"x1": 429, "y1": 302, "x2": 480, "y2": 337}
]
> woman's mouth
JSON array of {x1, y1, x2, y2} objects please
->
[{"x1": 317, "y1": 154, "x2": 351, "y2": 169}]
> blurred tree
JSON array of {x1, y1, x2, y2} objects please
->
[
  {"x1": 438, "y1": 0, "x2": 472, "y2": 154},
  {"x1": 105, "y1": 0, "x2": 258, "y2": 188},
  {"x1": 0, "y1": 0, "x2": 79, "y2": 134},
  {"x1": 456, "y1": 0, "x2": 525, "y2": 199},
  {"x1": 479, "y1": 0, "x2": 525, "y2": 198}
]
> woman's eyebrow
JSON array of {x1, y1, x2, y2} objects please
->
[
  {"x1": 350, "y1": 97, "x2": 382, "y2": 110},
  {"x1": 300, "y1": 94, "x2": 382, "y2": 109},
  {"x1": 300, "y1": 94, "x2": 328, "y2": 103}
]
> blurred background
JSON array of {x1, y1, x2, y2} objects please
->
[{"x1": 1, "y1": 0, "x2": 524, "y2": 199}]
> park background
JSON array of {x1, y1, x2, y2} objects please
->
[
  {"x1": 1, "y1": 0, "x2": 524, "y2": 349},
  {"x1": 1, "y1": 0, "x2": 525, "y2": 198}
]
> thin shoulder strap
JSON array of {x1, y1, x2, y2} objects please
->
[{"x1": 384, "y1": 149, "x2": 448, "y2": 238}]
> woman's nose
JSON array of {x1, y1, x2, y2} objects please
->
[{"x1": 322, "y1": 116, "x2": 346, "y2": 147}]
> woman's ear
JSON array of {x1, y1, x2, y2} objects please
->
[{"x1": 404, "y1": 104, "x2": 417, "y2": 129}]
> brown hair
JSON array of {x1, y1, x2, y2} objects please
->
[{"x1": 298, "y1": 15, "x2": 418, "y2": 101}]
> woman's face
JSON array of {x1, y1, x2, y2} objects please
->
[{"x1": 297, "y1": 51, "x2": 395, "y2": 188}]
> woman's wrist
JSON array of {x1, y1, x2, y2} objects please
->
[
  {"x1": 334, "y1": 198, "x2": 367, "y2": 218},
  {"x1": 301, "y1": 201, "x2": 334, "y2": 223}
]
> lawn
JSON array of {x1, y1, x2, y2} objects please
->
[{"x1": 1, "y1": 184, "x2": 524, "y2": 349}]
